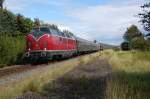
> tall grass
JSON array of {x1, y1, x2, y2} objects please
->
[{"x1": 106, "y1": 50, "x2": 150, "y2": 99}]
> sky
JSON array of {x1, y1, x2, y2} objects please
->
[{"x1": 4, "y1": 0, "x2": 145, "y2": 45}]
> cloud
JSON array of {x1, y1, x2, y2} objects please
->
[
  {"x1": 4, "y1": 0, "x2": 71, "y2": 12},
  {"x1": 4, "y1": 0, "x2": 144, "y2": 45},
  {"x1": 66, "y1": 3, "x2": 143, "y2": 45},
  {"x1": 4, "y1": 0, "x2": 28, "y2": 12}
]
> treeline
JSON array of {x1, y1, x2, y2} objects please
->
[
  {"x1": 0, "y1": 8, "x2": 34, "y2": 67},
  {"x1": 0, "y1": 9, "x2": 34, "y2": 35},
  {"x1": 121, "y1": 1, "x2": 150, "y2": 51},
  {"x1": 121, "y1": 25, "x2": 150, "y2": 50},
  {"x1": 0, "y1": 35, "x2": 25, "y2": 67}
]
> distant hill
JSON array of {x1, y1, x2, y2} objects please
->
[{"x1": 100, "y1": 43, "x2": 117, "y2": 49}]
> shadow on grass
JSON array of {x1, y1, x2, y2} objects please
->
[
  {"x1": 41, "y1": 58, "x2": 112, "y2": 99},
  {"x1": 42, "y1": 76, "x2": 110, "y2": 99}
]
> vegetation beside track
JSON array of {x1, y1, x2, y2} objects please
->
[
  {"x1": 0, "y1": 35, "x2": 26, "y2": 68},
  {"x1": 1, "y1": 50, "x2": 149, "y2": 99},
  {"x1": 105, "y1": 50, "x2": 150, "y2": 99},
  {"x1": 0, "y1": 52, "x2": 100, "y2": 99}
]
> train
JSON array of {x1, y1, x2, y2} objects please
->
[{"x1": 24, "y1": 27, "x2": 101, "y2": 62}]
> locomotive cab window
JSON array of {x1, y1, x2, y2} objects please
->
[
  {"x1": 30, "y1": 27, "x2": 50, "y2": 37},
  {"x1": 58, "y1": 31, "x2": 65, "y2": 37}
]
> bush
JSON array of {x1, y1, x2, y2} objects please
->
[
  {"x1": 131, "y1": 37, "x2": 146, "y2": 50},
  {"x1": 0, "y1": 34, "x2": 26, "y2": 67}
]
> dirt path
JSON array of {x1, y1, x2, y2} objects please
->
[{"x1": 17, "y1": 57, "x2": 112, "y2": 99}]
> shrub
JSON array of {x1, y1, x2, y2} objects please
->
[
  {"x1": 0, "y1": 34, "x2": 26, "y2": 67},
  {"x1": 131, "y1": 37, "x2": 146, "y2": 50}
]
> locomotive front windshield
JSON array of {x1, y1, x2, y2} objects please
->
[{"x1": 30, "y1": 27, "x2": 50, "y2": 37}]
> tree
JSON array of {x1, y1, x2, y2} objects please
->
[
  {"x1": 139, "y1": 1, "x2": 150, "y2": 32},
  {"x1": 139, "y1": 1, "x2": 150, "y2": 50},
  {"x1": 34, "y1": 18, "x2": 40, "y2": 28},
  {"x1": 123, "y1": 25, "x2": 143, "y2": 42},
  {"x1": 63, "y1": 30, "x2": 75, "y2": 37},
  {"x1": 16, "y1": 14, "x2": 34, "y2": 35},
  {"x1": 0, "y1": 0, "x2": 4, "y2": 9},
  {"x1": 131, "y1": 37, "x2": 146, "y2": 50},
  {"x1": 0, "y1": 9, "x2": 17, "y2": 34}
]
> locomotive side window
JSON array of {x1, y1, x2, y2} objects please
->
[
  {"x1": 58, "y1": 31, "x2": 67, "y2": 37},
  {"x1": 61, "y1": 32, "x2": 66, "y2": 37},
  {"x1": 50, "y1": 29, "x2": 60, "y2": 36},
  {"x1": 58, "y1": 32, "x2": 64, "y2": 37},
  {"x1": 65, "y1": 33, "x2": 71, "y2": 38}
]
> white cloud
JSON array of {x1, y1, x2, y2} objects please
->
[
  {"x1": 4, "y1": 0, "x2": 28, "y2": 12},
  {"x1": 66, "y1": 3, "x2": 143, "y2": 45},
  {"x1": 4, "y1": 0, "x2": 71, "y2": 12},
  {"x1": 4, "y1": 0, "x2": 144, "y2": 45}
]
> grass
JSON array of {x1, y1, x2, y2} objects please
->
[
  {"x1": 41, "y1": 54, "x2": 109, "y2": 99},
  {"x1": 1, "y1": 50, "x2": 149, "y2": 99},
  {"x1": 105, "y1": 50, "x2": 150, "y2": 99},
  {"x1": 0, "y1": 52, "x2": 99, "y2": 99}
]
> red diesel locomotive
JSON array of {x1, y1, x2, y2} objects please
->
[{"x1": 24, "y1": 27, "x2": 100, "y2": 62}]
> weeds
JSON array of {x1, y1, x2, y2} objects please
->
[
  {"x1": 22, "y1": 80, "x2": 40, "y2": 93},
  {"x1": 106, "y1": 50, "x2": 150, "y2": 99}
]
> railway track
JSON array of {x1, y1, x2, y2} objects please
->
[
  {"x1": 0, "y1": 52, "x2": 99, "y2": 87},
  {"x1": 0, "y1": 65, "x2": 34, "y2": 78},
  {"x1": 0, "y1": 53, "x2": 90, "y2": 79},
  {"x1": 0, "y1": 62, "x2": 56, "y2": 86}
]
